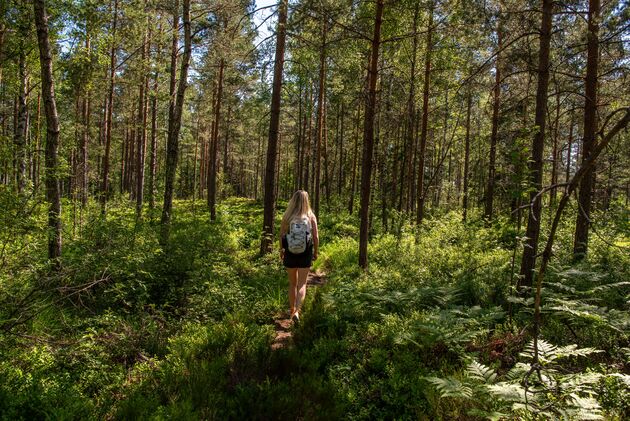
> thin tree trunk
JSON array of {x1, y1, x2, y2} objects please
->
[
  {"x1": 34, "y1": 0, "x2": 62, "y2": 262},
  {"x1": 338, "y1": 101, "x2": 345, "y2": 195},
  {"x1": 34, "y1": 93, "x2": 41, "y2": 191},
  {"x1": 314, "y1": 17, "x2": 326, "y2": 217},
  {"x1": 358, "y1": 0, "x2": 384, "y2": 269},
  {"x1": 148, "y1": 51, "x2": 159, "y2": 210},
  {"x1": 260, "y1": 0, "x2": 288, "y2": 255},
  {"x1": 223, "y1": 102, "x2": 231, "y2": 177},
  {"x1": 208, "y1": 58, "x2": 224, "y2": 221},
  {"x1": 573, "y1": 0, "x2": 600, "y2": 260},
  {"x1": 416, "y1": 3, "x2": 433, "y2": 225},
  {"x1": 160, "y1": 0, "x2": 191, "y2": 243},
  {"x1": 136, "y1": 25, "x2": 149, "y2": 218},
  {"x1": 518, "y1": 0, "x2": 553, "y2": 291},
  {"x1": 15, "y1": 49, "x2": 28, "y2": 193},
  {"x1": 565, "y1": 111, "x2": 574, "y2": 183},
  {"x1": 348, "y1": 104, "x2": 360, "y2": 214},
  {"x1": 549, "y1": 83, "x2": 560, "y2": 208},
  {"x1": 400, "y1": 0, "x2": 419, "y2": 213},
  {"x1": 100, "y1": 0, "x2": 118, "y2": 214},
  {"x1": 485, "y1": 12, "x2": 502, "y2": 221},
  {"x1": 463, "y1": 91, "x2": 472, "y2": 221}
]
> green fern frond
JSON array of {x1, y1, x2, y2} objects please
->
[
  {"x1": 425, "y1": 377, "x2": 473, "y2": 399},
  {"x1": 567, "y1": 395, "x2": 603, "y2": 420},
  {"x1": 592, "y1": 281, "x2": 630, "y2": 292},
  {"x1": 520, "y1": 339, "x2": 557, "y2": 362},
  {"x1": 486, "y1": 383, "x2": 527, "y2": 403},
  {"x1": 519, "y1": 339, "x2": 601, "y2": 363},
  {"x1": 505, "y1": 362, "x2": 531, "y2": 381},
  {"x1": 553, "y1": 344, "x2": 603, "y2": 360},
  {"x1": 466, "y1": 360, "x2": 497, "y2": 384},
  {"x1": 608, "y1": 373, "x2": 630, "y2": 387}
]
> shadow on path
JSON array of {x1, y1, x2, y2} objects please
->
[{"x1": 271, "y1": 270, "x2": 327, "y2": 351}]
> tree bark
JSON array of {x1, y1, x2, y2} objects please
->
[
  {"x1": 518, "y1": 0, "x2": 553, "y2": 291},
  {"x1": 135, "y1": 25, "x2": 149, "y2": 217},
  {"x1": 208, "y1": 58, "x2": 224, "y2": 221},
  {"x1": 400, "y1": 0, "x2": 419, "y2": 212},
  {"x1": 358, "y1": 0, "x2": 384, "y2": 269},
  {"x1": 348, "y1": 104, "x2": 360, "y2": 214},
  {"x1": 260, "y1": 0, "x2": 288, "y2": 255},
  {"x1": 462, "y1": 91, "x2": 472, "y2": 221},
  {"x1": 100, "y1": 0, "x2": 118, "y2": 214},
  {"x1": 415, "y1": 3, "x2": 433, "y2": 225},
  {"x1": 573, "y1": 0, "x2": 600, "y2": 260},
  {"x1": 314, "y1": 17, "x2": 326, "y2": 217},
  {"x1": 33, "y1": 0, "x2": 62, "y2": 262},
  {"x1": 160, "y1": 0, "x2": 191, "y2": 243},
  {"x1": 15, "y1": 49, "x2": 28, "y2": 193},
  {"x1": 565, "y1": 111, "x2": 574, "y2": 184},
  {"x1": 484, "y1": 12, "x2": 502, "y2": 221},
  {"x1": 148, "y1": 49, "x2": 159, "y2": 210}
]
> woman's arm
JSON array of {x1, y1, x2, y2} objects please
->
[{"x1": 311, "y1": 216, "x2": 319, "y2": 260}]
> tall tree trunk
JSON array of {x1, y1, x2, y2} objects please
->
[
  {"x1": 33, "y1": 0, "x2": 62, "y2": 262},
  {"x1": 415, "y1": 3, "x2": 433, "y2": 225},
  {"x1": 358, "y1": 0, "x2": 384, "y2": 269},
  {"x1": 223, "y1": 102, "x2": 231, "y2": 177},
  {"x1": 136, "y1": 26, "x2": 149, "y2": 217},
  {"x1": 463, "y1": 90, "x2": 472, "y2": 221},
  {"x1": 338, "y1": 101, "x2": 345, "y2": 195},
  {"x1": 400, "y1": 0, "x2": 420, "y2": 213},
  {"x1": 295, "y1": 84, "x2": 303, "y2": 190},
  {"x1": 208, "y1": 58, "x2": 224, "y2": 221},
  {"x1": 100, "y1": 0, "x2": 118, "y2": 214},
  {"x1": 304, "y1": 85, "x2": 313, "y2": 193},
  {"x1": 565, "y1": 111, "x2": 574, "y2": 184},
  {"x1": 260, "y1": 0, "x2": 288, "y2": 255},
  {"x1": 34, "y1": 93, "x2": 41, "y2": 191},
  {"x1": 15, "y1": 49, "x2": 27, "y2": 193},
  {"x1": 79, "y1": 33, "x2": 91, "y2": 207},
  {"x1": 485, "y1": 12, "x2": 502, "y2": 221},
  {"x1": 160, "y1": 0, "x2": 191, "y2": 243},
  {"x1": 518, "y1": 0, "x2": 553, "y2": 291},
  {"x1": 148, "y1": 53, "x2": 159, "y2": 210},
  {"x1": 573, "y1": 0, "x2": 600, "y2": 260},
  {"x1": 348, "y1": 104, "x2": 360, "y2": 214},
  {"x1": 549, "y1": 83, "x2": 560, "y2": 208},
  {"x1": 314, "y1": 17, "x2": 326, "y2": 217}
]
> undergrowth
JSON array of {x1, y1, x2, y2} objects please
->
[{"x1": 0, "y1": 195, "x2": 628, "y2": 420}]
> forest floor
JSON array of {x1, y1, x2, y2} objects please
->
[
  {"x1": 1, "y1": 197, "x2": 628, "y2": 419},
  {"x1": 271, "y1": 270, "x2": 327, "y2": 350}
]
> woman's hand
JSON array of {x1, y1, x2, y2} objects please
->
[
  {"x1": 280, "y1": 249, "x2": 285, "y2": 261},
  {"x1": 313, "y1": 250, "x2": 318, "y2": 260}
]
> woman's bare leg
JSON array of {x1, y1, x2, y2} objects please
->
[
  {"x1": 287, "y1": 268, "x2": 298, "y2": 315},
  {"x1": 295, "y1": 268, "x2": 310, "y2": 313}
]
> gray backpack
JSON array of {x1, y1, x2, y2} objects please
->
[{"x1": 287, "y1": 217, "x2": 311, "y2": 254}]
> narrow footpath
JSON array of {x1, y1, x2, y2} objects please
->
[{"x1": 271, "y1": 270, "x2": 327, "y2": 350}]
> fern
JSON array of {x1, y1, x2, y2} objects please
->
[
  {"x1": 425, "y1": 339, "x2": 616, "y2": 420},
  {"x1": 425, "y1": 377, "x2": 473, "y2": 399},
  {"x1": 520, "y1": 339, "x2": 601, "y2": 363},
  {"x1": 466, "y1": 361, "x2": 497, "y2": 384}
]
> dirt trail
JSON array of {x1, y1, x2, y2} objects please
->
[{"x1": 271, "y1": 270, "x2": 326, "y2": 350}]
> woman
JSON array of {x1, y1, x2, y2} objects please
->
[{"x1": 279, "y1": 190, "x2": 319, "y2": 323}]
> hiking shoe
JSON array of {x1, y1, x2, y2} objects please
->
[{"x1": 291, "y1": 312, "x2": 300, "y2": 324}]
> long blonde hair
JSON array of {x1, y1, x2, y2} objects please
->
[{"x1": 282, "y1": 190, "x2": 314, "y2": 231}]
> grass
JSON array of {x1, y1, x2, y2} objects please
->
[{"x1": 0, "y1": 195, "x2": 628, "y2": 419}]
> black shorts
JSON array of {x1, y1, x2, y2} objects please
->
[{"x1": 282, "y1": 235, "x2": 313, "y2": 268}]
